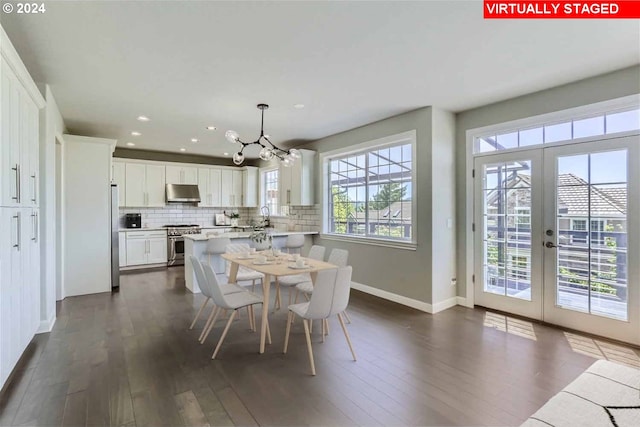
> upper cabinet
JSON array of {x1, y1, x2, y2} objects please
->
[
  {"x1": 166, "y1": 165, "x2": 198, "y2": 185},
  {"x1": 279, "y1": 149, "x2": 316, "y2": 206},
  {"x1": 0, "y1": 57, "x2": 43, "y2": 208},
  {"x1": 198, "y1": 167, "x2": 221, "y2": 207},
  {"x1": 124, "y1": 162, "x2": 166, "y2": 207},
  {"x1": 243, "y1": 167, "x2": 258, "y2": 207}
]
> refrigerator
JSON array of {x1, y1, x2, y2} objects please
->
[{"x1": 111, "y1": 184, "x2": 120, "y2": 290}]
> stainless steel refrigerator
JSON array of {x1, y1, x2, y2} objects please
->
[{"x1": 111, "y1": 184, "x2": 120, "y2": 290}]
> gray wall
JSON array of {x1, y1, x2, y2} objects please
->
[
  {"x1": 455, "y1": 65, "x2": 640, "y2": 298},
  {"x1": 113, "y1": 147, "x2": 260, "y2": 167},
  {"x1": 299, "y1": 107, "x2": 435, "y2": 303}
]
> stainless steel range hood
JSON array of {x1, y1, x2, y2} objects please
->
[{"x1": 166, "y1": 184, "x2": 201, "y2": 203}]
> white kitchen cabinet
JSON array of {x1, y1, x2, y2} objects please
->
[
  {"x1": 124, "y1": 163, "x2": 166, "y2": 207},
  {"x1": 220, "y1": 169, "x2": 239, "y2": 207},
  {"x1": 166, "y1": 165, "x2": 198, "y2": 185},
  {"x1": 118, "y1": 232, "x2": 127, "y2": 267},
  {"x1": 198, "y1": 167, "x2": 222, "y2": 207},
  {"x1": 125, "y1": 230, "x2": 167, "y2": 266},
  {"x1": 279, "y1": 149, "x2": 315, "y2": 206},
  {"x1": 0, "y1": 58, "x2": 40, "y2": 209},
  {"x1": 243, "y1": 167, "x2": 258, "y2": 207},
  {"x1": 112, "y1": 162, "x2": 126, "y2": 207}
]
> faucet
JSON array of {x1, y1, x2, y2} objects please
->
[{"x1": 261, "y1": 206, "x2": 271, "y2": 228}]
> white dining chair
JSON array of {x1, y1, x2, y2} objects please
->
[
  {"x1": 225, "y1": 243, "x2": 265, "y2": 292},
  {"x1": 283, "y1": 266, "x2": 356, "y2": 375},
  {"x1": 295, "y1": 248, "x2": 352, "y2": 323},
  {"x1": 273, "y1": 245, "x2": 326, "y2": 311},
  {"x1": 283, "y1": 234, "x2": 305, "y2": 254},
  {"x1": 200, "y1": 262, "x2": 271, "y2": 359},
  {"x1": 202, "y1": 237, "x2": 231, "y2": 275},
  {"x1": 188, "y1": 256, "x2": 246, "y2": 338}
]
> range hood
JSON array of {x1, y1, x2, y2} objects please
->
[{"x1": 166, "y1": 184, "x2": 201, "y2": 203}]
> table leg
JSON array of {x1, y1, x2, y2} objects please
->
[
  {"x1": 229, "y1": 262, "x2": 239, "y2": 284},
  {"x1": 260, "y1": 273, "x2": 271, "y2": 353}
]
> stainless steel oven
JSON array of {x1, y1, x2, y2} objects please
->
[{"x1": 165, "y1": 225, "x2": 201, "y2": 266}]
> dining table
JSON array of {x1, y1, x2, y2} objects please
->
[{"x1": 221, "y1": 251, "x2": 338, "y2": 353}]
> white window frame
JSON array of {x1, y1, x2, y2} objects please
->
[
  {"x1": 260, "y1": 166, "x2": 284, "y2": 217},
  {"x1": 464, "y1": 94, "x2": 640, "y2": 308},
  {"x1": 320, "y1": 130, "x2": 417, "y2": 250}
]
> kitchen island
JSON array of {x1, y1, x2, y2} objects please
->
[{"x1": 184, "y1": 231, "x2": 317, "y2": 293}]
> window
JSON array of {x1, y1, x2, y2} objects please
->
[
  {"x1": 515, "y1": 207, "x2": 530, "y2": 227},
  {"x1": 324, "y1": 132, "x2": 415, "y2": 244},
  {"x1": 509, "y1": 255, "x2": 529, "y2": 280},
  {"x1": 474, "y1": 106, "x2": 640, "y2": 154},
  {"x1": 572, "y1": 219, "x2": 587, "y2": 231},
  {"x1": 261, "y1": 168, "x2": 279, "y2": 216}
]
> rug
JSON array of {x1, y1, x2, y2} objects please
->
[{"x1": 521, "y1": 360, "x2": 640, "y2": 427}]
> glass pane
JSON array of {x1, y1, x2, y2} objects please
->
[
  {"x1": 519, "y1": 127, "x2": 543, "y2": 147},
  {"x1": 558, "y1": 154, "x2": 588, "y2": 184},
  {"x1": 496, "y1": 132, "x2": 518, "y2": 150},
  {"x1": 591, "y1": 150, "x2": 627, "y2": 184},
  {"x1": 606, "y1": 109, "x2": 640, "y2": 133},
  {"x1": 573, "y1": 116, "x2": 604, "y2": 139},
  {"x1": 477, "y1": 137, "x2": 496, "y2": 153},
  {"x1": 545, "y1": 122, "x2": 572, "y2": 143}
]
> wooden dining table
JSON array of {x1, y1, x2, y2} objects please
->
[{"x1": 221, "y1": 251, "x2": 338, "y2": 353}]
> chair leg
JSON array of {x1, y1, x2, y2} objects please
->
[
  {"x1": 201, "y1": 307, "x2": 223, "y2": 344},
  {"x1": 273, "y1": 280, "x2": 281, "y2": 312},
  {"x1": 342, "y1": 310, "x2": 352, "y2": 324},
  {"x1": 190, "y1": 297, "x2": 210, "y2": 330},
  {"x1": 294, "y1": 288, "x2": 299, "y2": 304},
  {"x1": 309, "y1": 319, "x2": 313, "y2": 333},
  {"x1": 212, "y1": 310, "x2": 237, "y2": 359},
  {"x1": 249, "y1": 305, "x2": 256, "y2": 332},
  {"x1": 324, "y1": 319, "x2": 330, "y2": 336},
  {"x1": 283, "y1": 311, "x2": 293, "y2": 353},
  {"x1": 337, "y1": 313, "x2": 357, "y2": 361},
  {"x1": 288, "y1": 288, "x2": 293, "y2": 306},
  {"x1": 199, "y1": 305, "x2": 218, "y2": 342},
  {"x1": 246, "y1": 306, "x2": 252, "y2": 330},
  {"x1": 321, "y1": 319, "x2": 325, "y2": 343},
  {"x1": 302, "y1": 319, "x2": 316, "y2": 376},
  {"x1": 265, "y1": 315, "x2": 272, "y2": 345},
  {"x1": 252, "y1": 279, "x2": 256, "y2": 293}
]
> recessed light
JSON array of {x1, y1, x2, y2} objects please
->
[
  {"x1": 131, "y1": 131, "x2": 141, "y2": 136},
  {"x1": 293, "y1": 104, "x2": 305, "y2": 109},
  {"x1": 191, "y1": 138, "x2": 199, "y2": 143},
  {"x1": 126, "y1": 142, "x2": 135, "y2": 147},
  {"x1": 179, "y1": 148, "x2": 186, "y2": 152},
  {"x1": 137, "y1": 116, "x2": 150, "y2": 122},
  {"x1": 206, "y1": 126, "x2": 217, "y2": 131},
  {"x1": 223, "y1": 152, "x2": 229, "y2": 156}
]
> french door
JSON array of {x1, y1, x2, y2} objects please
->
[{"x1": 474, "y1": 136, "x2": 640, "y2": 344}]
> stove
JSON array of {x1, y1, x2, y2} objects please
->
[
  {"x1": 163, "y1": 224, "x2": 202, "y2": 237},
  {"x1": 164, "y1": 225, "x2": 201, "y2": 265}
]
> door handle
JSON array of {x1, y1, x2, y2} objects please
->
[
  {"x1": 13, "y1": 213, "x2": 20, "y2": 251},
  {"x1": 11, "y1": 164, "x2": 20, "y2": 202},
  {"x1": 545, "y1": 241, "x2": 563, "y2": 249}
]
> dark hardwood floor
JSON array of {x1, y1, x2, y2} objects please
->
[{"x1": 1, "y1": 268, "x2": 639, "y2": 426}]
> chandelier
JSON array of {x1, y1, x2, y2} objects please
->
[{"x1": 225, "y1": 103, "x2": 300, "y2": 166}]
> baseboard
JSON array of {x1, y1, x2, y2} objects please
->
[
  {"x1": 350, "y1": 281, "x2": 434, "y2": 313},
  {"x1": 457, "y1": 296, "x2": 472, "y2": 308},
  {"x1": 36, "y1": 313, "x2": 56, "y2": 334},
  {"x1": 431, "y1": 296, "x2": 459, "y2": 314}
]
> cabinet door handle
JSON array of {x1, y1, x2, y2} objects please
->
[
  {"x1": 287, "y1": 189, "x2": 291, "y2": 205},
  {"x1": 31, "y1": 174, "x2": 37, "y2": 203},
  {"x1": 13, "y1": 213, "x2": 20, "y2": 251},
  {"x1": 11, "y1": 164, "x2": 20, "y2": 202},
  {"x1": 31, "y1": 212, "x2": 37, "y2": 242}
]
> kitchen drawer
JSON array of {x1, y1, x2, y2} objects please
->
[{"x1": 126, "y1": 230, "x2": 167, "y2": 239}]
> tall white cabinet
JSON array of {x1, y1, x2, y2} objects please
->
[
  {"x1": 279, "y1": 149, "x2": 315, "y2": 207},
  {"x1": 0, "y1": 28, "x2": 45, "y2": 389}
]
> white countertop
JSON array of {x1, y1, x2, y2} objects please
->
[
  {"x1": 184, "y1": 231, "x2": 318, "y2": 241},
  {"x1": 119, "y1": 227, "x2": 167, "y2": 232}
]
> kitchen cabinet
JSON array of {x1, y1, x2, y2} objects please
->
[
  {"x1": 124, "y1": 163, "x2": 166, "y2": 207},
  {"x1": 279, "y1": 149, "x2": 316, "y2": 206},
  {"x1": 198, "y1": 167, "x2": 221, "y2": 207},
  {"x1": 220, "y1": 169, "x2": 243, "y2": 207},
  {"x1": 0, "y1": 35, "x2": 44, "y2": 389},
  {"x1": 112, "y1": 162, "x2": 126, "y2": 207},
  {"x1": 243, "y1": 167, "x2": 258, "y2": 207},
  {"x1": 166, "y1": 165, "x2": 198, "y2": 185},
  {"x1": 0, "y1": 58, "x2": 40, "y2": 208},
  {"x1": 125, "y1": 230, "x2": 167, "y2": 266}
]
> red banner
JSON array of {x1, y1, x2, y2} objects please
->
[{"x1": 484, "y1": 1, "x2": 640, "y2": 18}]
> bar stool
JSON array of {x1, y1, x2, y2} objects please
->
[{"x1": 283, "y1": 234, "x2": 305, "y2": 254}]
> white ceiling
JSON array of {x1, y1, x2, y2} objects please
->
[{"x1": 1, "y1": 1, "x2": 638, "y2": 158}]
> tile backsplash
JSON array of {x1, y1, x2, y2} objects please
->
[{"x1": 119, "y1": 204, "x2": 321, "y2": 232}]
